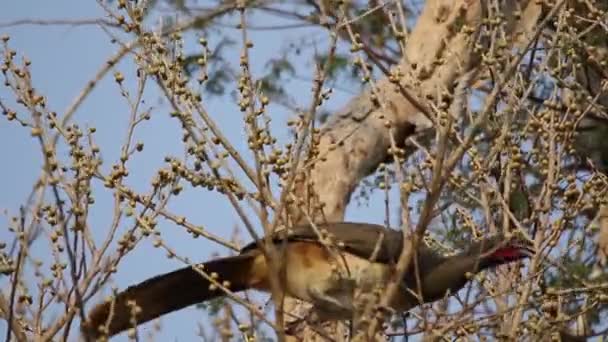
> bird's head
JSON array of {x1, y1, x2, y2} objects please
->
[
  {"x1": 407, "y1": 233, "x2": 534, "y2": 303},
  {"x1": 467, "y1": 234, "x2": 535, "y2": 267}
]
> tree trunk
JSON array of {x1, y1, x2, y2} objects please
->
[{"x1": 286, "y1": 0, "x2": 546, "y2": 340}]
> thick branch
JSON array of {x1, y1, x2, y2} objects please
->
[{"x1": 296, "y1": 0, "x2": 542, "y2": 222}]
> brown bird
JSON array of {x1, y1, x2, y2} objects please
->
[{"x1": 81, "y1": 222, "x2": 533, "y2": 339}]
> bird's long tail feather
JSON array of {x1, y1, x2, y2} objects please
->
[{"x1": 82, "y1": 253, "x2": 257, "y2": 338}]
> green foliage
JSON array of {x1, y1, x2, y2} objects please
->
[
  {"x1": 182, "y1": 37, "x2": 236, "y2": 96},
  {"x1": 196, "y1": 297, "x2": 226, "y2": 316},
  {"x1": 316, "y1": 53, "x2": 350, "y2": 80},
  {"x1": 255, "y1": 57, "x2": 296, "y2": 100},
  {"x1": 575, "y1": 117, "x2": 608, "y2": 174},
  {"x1": 545, "y1": 253, "x2": 608, "y2": 326}
]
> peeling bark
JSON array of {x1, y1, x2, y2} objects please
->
[
  {"x1": 286, "y1": 0, "x2": 545, "y2": 340},
  {"x1": 293, "y1": 0, "x2": 546, "y2": 224}
]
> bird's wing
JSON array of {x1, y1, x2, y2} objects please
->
[
  {"x1": 241, "y1": 222, "x2": 404, "y2": 264},
  {"x1": 402, "y1": 245, "x2": 448, "y2": 286}
]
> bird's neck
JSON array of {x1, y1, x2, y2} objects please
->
[{"x1": 411, "y1": 247, "x2": 510, "y2": 302}]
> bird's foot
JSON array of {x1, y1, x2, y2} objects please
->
[{"x1": 285, "y1": 310, "x2": 322, "y2": 336}]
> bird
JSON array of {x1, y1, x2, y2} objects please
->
[{"x1": 81, "y1": 222, "x2": 534, "y2": 339}]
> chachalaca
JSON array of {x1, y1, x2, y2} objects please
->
[{"x1": 81, "y1": 222, "x2": 534, "y2": 339}]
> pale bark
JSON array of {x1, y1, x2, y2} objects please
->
[
  {"x1": 294, "y1": 0, "x2": 547, "y2": 224},
  {"x1": 287, "y1": 0, "x2": 546, "y2": 340}
]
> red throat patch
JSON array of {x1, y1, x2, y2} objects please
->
[{"x1": 491, "y1": 247, "x2": 522, "y2": 259}]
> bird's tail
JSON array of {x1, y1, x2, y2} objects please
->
[{"x1": 82, "y1": 253, "x2": 260, "y2": 338}]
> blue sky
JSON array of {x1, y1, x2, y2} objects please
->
[{"x1": 0, "y1": 2, "x2": 395, "y2": 341}]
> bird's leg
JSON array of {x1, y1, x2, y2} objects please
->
[
  {"x1": 284, "y1": 310, "x2": 341, "y2": 340},
  {"x1": 285, "y1": 308, "x2": 325, "y2": 330},
  {"x1": 285, "y1": 314, "x2": 308, "y2": 336}
]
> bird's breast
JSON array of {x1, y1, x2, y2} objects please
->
[{"x1": 272, "y1": 242, "x2": 402, "y2": 315}]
